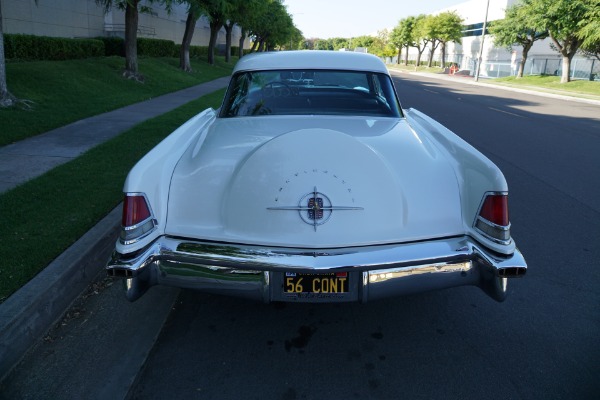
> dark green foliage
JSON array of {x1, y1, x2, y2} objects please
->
[
  {"x1": 96, "y1": 36, "x2": 125, "y2": 57},
  {"x1": 229, "y1": 46, "x2": 251, "y2": 57},
  {"x1": 174, "y1": 44, "x2": 211, "y2": 58},
  {"x1": 4, "y1": 34, "x2": 104, "y2": 61},
  {"x1": 137, "y1": 38, "x2": 177, "y2": 57}
]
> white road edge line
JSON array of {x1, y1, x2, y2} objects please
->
[{"x1": 489, "y1": 107, "x2": 525, "y2": 118}]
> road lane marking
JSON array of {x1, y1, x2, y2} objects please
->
[
  {"x1": 489, "y1": 107, "x2": 525, "y2": 118},
  {"x1": 424, "y1": 89, "x2": 437, "y2": 94}
]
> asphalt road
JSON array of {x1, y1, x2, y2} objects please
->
[
  {"x1": 128, "y1": 74, "x2": 600, "y2": 399},
  {"x1": 2, "y1": 73, "x2": 598, "y2": 400}
]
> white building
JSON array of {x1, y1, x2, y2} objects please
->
[{"x1": 1, "y1": 0, "x2": 247, "y2": 51}]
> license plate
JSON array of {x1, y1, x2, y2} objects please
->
[{"x1": 284, "y1": 272, "x2": 349, "y2": 294}]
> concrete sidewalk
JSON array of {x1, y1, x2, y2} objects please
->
[
  {"x1": 0, "y1": 76, "x2": 229, "y2": 382},
  {"x1": 0, "y1": 76, "x2": 230, "y2": 194}
]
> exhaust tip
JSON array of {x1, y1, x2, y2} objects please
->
[
  {"x1": 498, "y1": 267, "x2": 527, "y2": 278},
  {"x1": 107, "y1": 268, "x2": 134, "y2": 278}
]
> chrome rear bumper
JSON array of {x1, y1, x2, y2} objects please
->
[{"x1": 106, "y1": 235, "x2": 526, "y2": 303}]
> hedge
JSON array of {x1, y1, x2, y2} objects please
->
[
  {"x1": 95, "y1": 36, "x2": 125, "y2": 57},
  {"x1": 174, "y1": 44, "x2": 210, "y2": 59},
  {"x1": 231, "y1": 46, "x2": 252, "y2": 56},
  {"x1": 137, "y1": 38, "x2": 176, "y2": 57},
  {"x1": 4, "y1": 34, "x2": 239, "y2": 61},
  {"x1": 4, "y1": 34, "x2": 104, "y2": 61}
]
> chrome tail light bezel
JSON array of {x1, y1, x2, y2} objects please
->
[
  {"x1": 474, "y1": 192, "x2": 511, "y2": 245},
  {"x1": 120, "y1": 193, "x2": 157, "y2": 245}
]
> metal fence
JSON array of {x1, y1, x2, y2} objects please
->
[
  {"x1": 461, "y1": 56, "x2": 598, "y2": 81},
  {"x1": 389, "y1": 54, "x2": 600, "y2": 81}
]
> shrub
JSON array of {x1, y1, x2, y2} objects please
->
[
  {"x1": 96, "y1": 36, "x2": 125, "y2": 57},
  {"x1": 4, "y1": 34, "x2": 104, "y2": 61},
  {"x1": 174, "y1": 44, "x2": 210, "y2": 59},
  {"x1": 137, "y1": 38, "x2": 176, "y2": 57},
  {"x1": 230, "y1": 46, "x2": 251, "y2": 57}
]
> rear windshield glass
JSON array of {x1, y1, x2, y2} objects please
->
[{"x1": 219, "y1": 69, "x2": 402, "y2": 118}]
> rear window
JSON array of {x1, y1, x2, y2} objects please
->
[{"x1": 219, "y1": 69, "x2": 402, "y2": 118}]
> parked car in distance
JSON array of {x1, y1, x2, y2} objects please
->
[{"x1": 107, "y1": 50, "x2": 526, "y2": 303}]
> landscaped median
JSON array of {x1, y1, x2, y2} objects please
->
[{"x1": 0, "y1": 89, "x2": 226, "y2": 303}]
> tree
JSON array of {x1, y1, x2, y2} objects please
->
[
  {"x1": 221, "y1": 0, "x2": 259, "y2": 62},
  {"x1": 96, "y1": 0, "x2": 156, "y2": 81},
  {"x1": 201, "y1": 0, "x2": 231, "y2": 65},
  {"x1": 228, "y1": 0, "x2": 270, "y2": 58},
  {"x1": 389, "y1": 24, "x2": 404, "y2": 64},
  {"x1": 248, "y1": 0, "x2": 295, "y2": 52},
  {"x1": 352, "y1": 35, "x2": 374, "y2": 51},
  {"x1": 314, "y1": 39, "x2": 332, "y2": 50},
  {"x1": 330, "y1": 37, "x2": 349, "y2": 51},
  {"x1": 529, "y1": 0, "x2": 591, "y2": 83},
  {"x1": 435, "y1": 11, "x2": 463, "y2": 69},
  {"x1": 394, "y1": 16, "x2": 417, "y2": 66},
  {"x1": 411, "y1": 15, "x2": 429, "y2": 68},
  {"x1": 179, "y1": 1, "x2": 203, "y2": 72},
  {"x1": 489, "y1": 1, "x2": 547, "y2": 78},
  {"x1": 1, "y1": 0, "x2": 36, "y2": 108},
  {"x1": 369, "y1": 29, "x2": 395, "y2": 58},
  {"x1": 578, "y1": 0, "x2": 600, "y2": 61},
  {"x1": 422, "y1": 15, "x2": 441, "y2": 67},
  {"x1": 0, "y1": 0, "x2": 15, "y2": 107}
]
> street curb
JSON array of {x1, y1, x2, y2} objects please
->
[{"x1": 0, "y1": 205, "x2": 121, "y2": 381}]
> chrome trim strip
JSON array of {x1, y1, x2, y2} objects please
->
[{"x1": 107, "y1": 235, "x2": 526, "y2": 303}]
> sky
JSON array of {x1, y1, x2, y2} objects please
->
[{"x1": 284, "y1": 0, "x2": 468, "y2": 39}]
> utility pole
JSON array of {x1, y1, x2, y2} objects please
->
[{"x1": 474, "y1": 0, "x2": 490, "y2": 82}]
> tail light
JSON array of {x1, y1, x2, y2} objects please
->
[
  {"x1": 474, "y1": 193, "x2": 511, "y2": 243},
  {"x1": 120, "y1": 193, "x2": 157, "y2": 245}
]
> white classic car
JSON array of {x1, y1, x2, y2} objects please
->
[{"x1": 107, "y1": 51, "x2": 526, "y2": 303}]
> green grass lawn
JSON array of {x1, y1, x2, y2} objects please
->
[
  {"x1": 0, "y1": 56, "x2": 234, "y2": 146},
  {"x1": 0, "y1": 89, "x2": 226, "y2": 302},
  {"x1": 492, "y1": 75, "x2": 600, "y2": 97}
]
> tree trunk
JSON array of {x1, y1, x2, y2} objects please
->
[
  {"x1": 0, "y1": 0, "x2": 15, "y2": 107},
  {"x1": 440, "y1": 42, "x2": 446, "y2": 69},
  {"x1": 517, "y1": 41, "x2": 533, "y2": 79},
  {"x1": 180, "y1": 10, "x2": 196, "y2": 72},
  {"x1": 396, "y1": 47, "x2": 401, "y2": 65},
  {"x1": 208, "y1": 21, "x2": 222, "y2": 65},
  {"x1": 124, "y1": 1, "x2": 140, "y2": 80},
  {"x1": 560, "y1": 56, "x2": 572, "y2": 83},
  {"x1": 404, "y1": 45, "x2": 409, "y2": 66},
  {"x1": 224, "y1": 21, "x2": 234, "y2": 63},
  {"x1": 238, "y1": 27, "x2": 246, "y2": 58},
  {"x1": 427, "y1": 41, "x2": 439, "y2": 67},
  {"x1": 549, "y1": 32, "x2": 581, "y2": 83},
  {"x1": 416, "y1": 47, "x2": 424, "y2": 69},
  {"x1": 427, "y1": 46, "x2": 434, "y2": 67},
  {"x1": 250, "y1": 39, "x2": 258, "y2": 53}
]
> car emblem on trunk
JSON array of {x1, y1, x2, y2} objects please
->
[{"x1": 268, "y1": 187, "x2": 363, "y2": 231}]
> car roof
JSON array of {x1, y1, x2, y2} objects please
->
[{"x1": 232, "y1": 50, "x2": 389, "y2": 74}]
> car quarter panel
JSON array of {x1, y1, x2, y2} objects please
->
[
  {"x1": 116, "y1": 109, "x2": 216, "y2": 254},
  {"x1": 404, "y1": 108, "x2": 514, "y2": 255}
]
